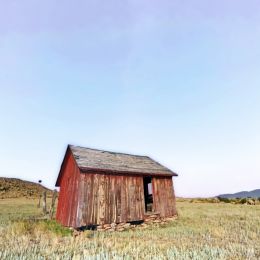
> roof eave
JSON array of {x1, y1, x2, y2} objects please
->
[{"x1": 79, "y1": 166, "x2": 178, "y2": 177}]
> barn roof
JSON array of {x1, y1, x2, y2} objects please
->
[
  {"x1": 71, "y1": 145, "x2": 177, "y2": 175},
  {"x1": 56, "y1": 145, "x2": 177, "y2": 186}
]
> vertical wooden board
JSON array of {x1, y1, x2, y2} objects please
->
[
  {"x1": 152, "y1": 178, "x2": 158, "y2": 213},
  {"x1": 136, "y1": 178, "x2": 140, "y2": 218},
  {"x1": 153, "y1": 178, "x2": 162, "y2": 215},
  {"x1": 96, "y1": 174, "x2": 101, "y2": 224},
  {"x1": 139, "y1": 177, "x2": 145, "y2": 219},
  {"x1": 168, "y1": 178, "x2": 174, "y2": 215},
  {"x1": 93, "y1": 174, "x2": 97, "y2": 224},
  {"x1": 108, "y1": 175, "x2": 112, "y2": 222},
  {"x1": 67, "y1": 161, "x2": 77, "y2": 226},
  {"x1": 129, "y1": 177, "x2": 134, "y2": 220},
  {"x1": 88, "y1": 174, "x2": 92, "y2": 224},
  {"x1": 154, "y1": 178, "x2": 158, "y2": 213},
  {"x1": 170, "y1": 178, "x2": 177, "y2": 215},
  {"x1": 125, "y1": 176, "x2": 130, "y2": 221},
  {"x1": 164, "y1": 179, "x2": 172, "y2": 216},
  {"x1": 59, "y1": 177, "x2": 67, "y2": 225},
  {"x1": 75, "y1": 174, "x2": 82, "y2": 227},
  {"x1": 164, "y1": 179, "x2": 168, "y2": 215},
  {"x1": 107, "y1": 176, "x2": 111, "y2": 223},
  {"x1": 112, "y1": 176, "x2": 117, "y2": 223},
  {"x1": 86, "y1": 174, "x2": 94, "y2": 224},
  {"x1": 129, "y1": 177, "x2": 133, "y2": 220},
  {"x1": 64, "y1": 171, "x2": 71, "y2": 226},
  {"x1": 79, "y1": 173, "x2": 88, "y2": 227},
  {"x1": 65, "y1": 154, "x2": 75, "y2": 225},
  {"x1": 138, "y1": 176, "x2": 144, "y2": 220},
  {"x1": 132, "y1": 177, "x2": 137, "y2": 220},
  {"x1": 159, "y1": 178, "x2": 164, "y2": 216},
  {"x1": 125, "y1": 176, "x2": 129, "y2": 221},
  {"x1": 90, "y1": 174, "x2": 94, "y2": 223},
  {"x1": 113, "y1": 176, "x2": 117, "y2": 223},
  {"x1": 97, "y1": 174, "x2": 106, "y2": 224},
  {"x1": 106, "y1": 175, "x2": 111, "y2": 223},
  {"x1": 104, "y1": 174, "x2": 108, "y2": 223},
  {"x1": 115, "y1": 176, "x2": 121, "y2": 223},
  {"x1": 107, "y1": 174, "x2": 112, "y2": 223},
  {"x1": 136, "y1": 177, "x2": 140, "y2": 218},
  {"x1": 108, "y1": 175, "x2": 114, "y2": 223},
  {"x1": 75, "y1": 174, "x2": 86, "y2": 227},
  {"x1": 165, "y1": 178, "x2": 172, "y2": 216},
  {"x1": 103, "y1": 174, "x2": 109, "y2": 224},
  {"x1": 120, "y1": 176, "x2": 127, "y2": 222},
  {"x1": 135, "y1": 177, "x2": 141, "y2": 220},
  {"x1": 110, "y1": 176, "x2": 115, "y2": 223},
  {"x1": 64, "y1": 172, "x2": 72, "y2": 225},
  {"x1": 124, "y1": 177, "x2": 129, "y2": 222},
  {"x1": 135, "y1": 177, "x2": 139, "y2": 219},
  {"x1": 111, "y1": 175, "x2": 115, "y2": 223},
  {"x1": 161, "y1": 179, "x2": 165, "y2": 215},
  {"x1": 161, "y1": 178, "x2": 167, "y2": 216},
  {"x1": 60, "y1": 178, "x2": 67, "y2": 223},
  {"x1": 60, "y1": 171, "x2": 69, "y2": 224},
  {"x1": 133, "y1": 177, "x2": 138, "y2": 220},
  {"x1": 82, "y1": 174, "x2": 87, "y2": 224},
  {"x1": 81, "y1": 174, "x2": 88, "y2": 225},
  {"x1": 72, "y1": 163, "x2": 81, "y2": 227},
  {"x1": 161, "y1": 178, "x2": 166, "y2": 216},
  {"x1": 153, "y1": 178, "x2": 157, "y2": 213}
]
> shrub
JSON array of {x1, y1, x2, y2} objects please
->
[
  {"x1": 239, "y1": 198, "x2": 247, "y2": 204},
  {"x1": 217, "y1": 197, "x2": 231, "y2": 203}
]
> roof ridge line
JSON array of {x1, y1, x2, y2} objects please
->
[{"x1": 69, "y1": 144, "x2": 150, "y2": 158}]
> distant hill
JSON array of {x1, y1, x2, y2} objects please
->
[
  {"x1": 0, "y1": 177, "x2": 53, "y2": 199},
  {"x1": 218, "y1": 189, "x2": 260, "y2": 199}
]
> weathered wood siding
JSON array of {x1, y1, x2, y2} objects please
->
[
  {"x1": 76, "y1": 173, "x2": 145, "y2": 226},
  {"x1": 56, "y1": 150, "x2": 81, "y2": 227},
  {"x1": 56, "y1": 153, "x2": 177, "y2": 227},
  {"x1": 152, "y1": 177, "x2": 177, "y2": 217}
]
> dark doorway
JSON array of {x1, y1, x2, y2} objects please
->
[{"x1": 143, "y1": 176, "x2": 153, "y2": 212}]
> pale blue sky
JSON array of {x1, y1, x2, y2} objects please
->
[{"x1": 0, "y1": 0, "x2": 260, "y2": 197}]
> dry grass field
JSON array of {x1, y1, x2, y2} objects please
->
[{"x1": 0, "y1": 198, "x2": 259, "y2": 259}]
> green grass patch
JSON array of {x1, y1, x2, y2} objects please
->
[{"x1": 38, "y1": 220, "x2": 72, "y2": 236}]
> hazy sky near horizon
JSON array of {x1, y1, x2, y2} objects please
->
[{"x1": 0, "y1": 1, "x2": 260, "y2": 197}]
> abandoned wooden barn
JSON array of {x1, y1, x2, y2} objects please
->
[{"x1": 55, "y1": 145, "x2": 178, "y2": 227}]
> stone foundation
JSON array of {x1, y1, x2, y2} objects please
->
[{"x1": 92, "y1": 213, "x2": 177, "y2": 233}]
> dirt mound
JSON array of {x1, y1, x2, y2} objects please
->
[{"x1": 0, "y1": 177, "x2": 53, "y2": 199}]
